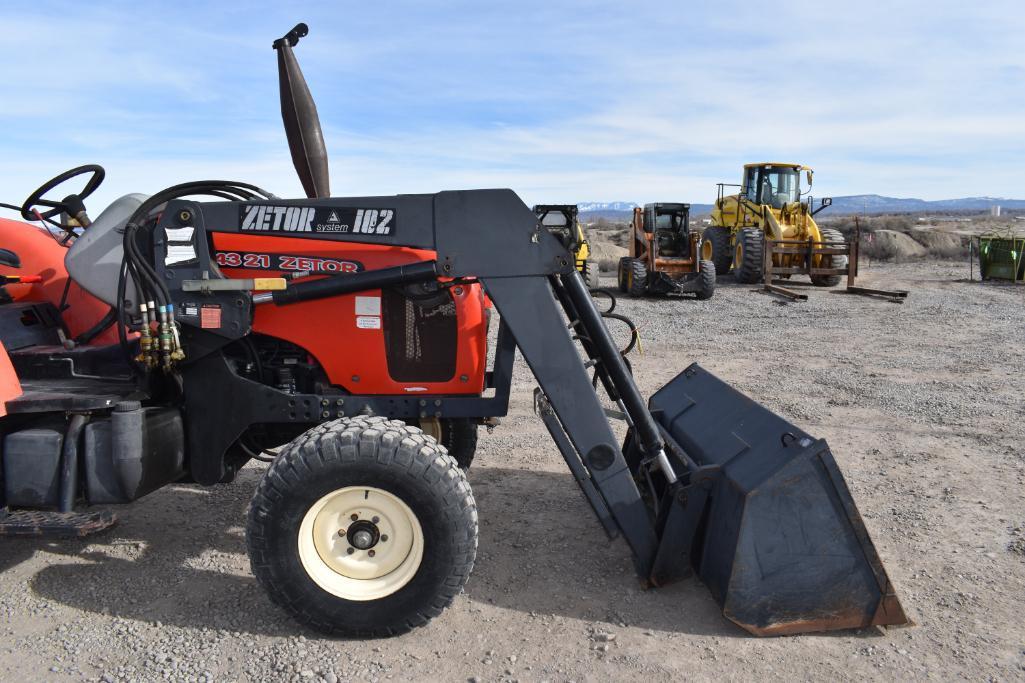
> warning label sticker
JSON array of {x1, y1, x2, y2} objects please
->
[
  {"x1": 354, "y1": 296, "x2": 381, "y2": 316},
  {"x1": 356, "y1": 316, "x2": 381, "y2": 330},
  {"x1": 200, "y1": 304, "x2": 222, "y2": 329}
]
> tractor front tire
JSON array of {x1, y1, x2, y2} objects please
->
[
  {"x1": 625, "y1": 259, "x2": 648, "y2": 297},
  {"x1": 414, "y1": 418, "x2": 478, "y2": 469},
  {"x1": 701, "y1": 226, "x2": 734, "y2": 274},
  {"x1": 247, "y1": 416, "x2": 477, "y2": 637},
  {"x1": 583, "y1": 261, "x2": 601, "y2": 288},
  {"x1": 811, "y1": 228, "x2": 848, "y2": 287},
  {"x1": 733, "y1": 228, "x2": 765, "y2": 284},
  {"x1": 441, "y1": 418, "x2": 478, "y2": 469},
  {"x1": 695, "y1": 260, "x2": 716, "y2": 300}
]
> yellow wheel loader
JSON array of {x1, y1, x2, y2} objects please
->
[
  {"x1": 703, "y1": 163, "x2": 844, "y2": 285},
  {"x1": 534, "y1": 205, "x2": 601, "y2": 287}
]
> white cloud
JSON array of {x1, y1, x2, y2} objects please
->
[{"x1": 1, "y1": 0, "x2": 1023, "y2": 209}]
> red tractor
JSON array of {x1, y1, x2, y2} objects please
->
[{"x1": 0, "y1": 24, "x2": 907, "y2": 638}]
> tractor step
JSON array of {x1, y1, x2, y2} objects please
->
[{"x1": 0, "y1": 508, "x2": 117, "y2": 538}]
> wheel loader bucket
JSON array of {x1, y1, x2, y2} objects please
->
[{"x1": 649, "y1": 365, "x2": 909, "y2": 636}]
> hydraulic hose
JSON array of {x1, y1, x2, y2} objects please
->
[{"x1": 560, "y1": 270, "x2": 666, "y2": 465}]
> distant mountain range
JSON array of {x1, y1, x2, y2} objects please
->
[
  {"x1": 819, "y1": 195, "x2": 1025, "y2": 215},
  {"x1": 577, "y1": 195, "x2": 1025, "y2": 221},
  {"x1": 576, "y1": 201, "x2": 638, "y2": 213}
]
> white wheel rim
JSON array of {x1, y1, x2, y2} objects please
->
[
  {"x1": 298, "y1": 486, "x2": 424, "y2": 601},
  {"x1": 419, "y1": 418, "x2": 443, "y2": 443}
]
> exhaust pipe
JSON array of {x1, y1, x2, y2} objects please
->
[{"x1": 273, "y1": 23, "x2": 330, "y2": 198}]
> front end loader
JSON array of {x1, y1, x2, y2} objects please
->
[
  {"x1": 703, "y1": 163, "x2": 845, "y2": 285},
  {"x1": 618, "y1": 203, "x2": 715, "y2": 298},
  {"x1": 0, "y1": 24, "x2": 908, "y2": 637}
]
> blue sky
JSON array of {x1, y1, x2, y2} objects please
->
[{"x1": 1, "y1": 1, "x2": 1023, "y2": 211}]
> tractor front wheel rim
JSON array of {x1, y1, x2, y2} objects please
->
[{"x1": 298, "y1": 485, "x2": 424, "y2": 601}]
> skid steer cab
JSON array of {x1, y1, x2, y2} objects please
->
[
  {"x1": 0, "y1": 23, "x2": 908, "y2": 638},
  {"x1": 618, "y1": 203, "x2": 714, "y2": 298},
  {"x1": 533, "y1": 204, "x2": 600, "y2": 287}
]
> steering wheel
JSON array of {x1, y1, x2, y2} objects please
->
[{"x1": 21, "y1": 164, "x2": 105, "y2": 225}]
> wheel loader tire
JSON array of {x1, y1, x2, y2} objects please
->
[
  {"x1": 583, "y1": 260, "x2": 601, "y2": 288},
  {"x1": 811, "y1": 228, "x2": 848, "y2": 287},
  {"x1": 695, "y1": 260, "x2": 716, "y2": 300},
  {"x1": 247, "y1": 416, "x2": 477, "y2": 637},
  {"x1": 733, "y1": 228, "x2": 764, "y2": 284},
  {"x1": 701, "y1": 226, "x2": 733, "y2": 274},
  {"x1": 626, "y1": 258, "x2": 648, "y2": 297}
]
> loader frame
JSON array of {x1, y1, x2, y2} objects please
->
[{"x1": 150, "y1": 190, "x2": 667, "y2": 566}]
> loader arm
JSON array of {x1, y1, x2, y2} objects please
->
[{"x1": 152, "y1": 189, "x2": 908, "y2": 636}]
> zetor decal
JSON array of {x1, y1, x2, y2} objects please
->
[
  {"x1": 240, "y1": 205, "x2": 315, "y2": 232},
  {"x1": 239, "y1": 204, "x2": 396, "y2": 236},
  {"x1": 215, "y1": 251, "x2": 363, "y2": 274}
]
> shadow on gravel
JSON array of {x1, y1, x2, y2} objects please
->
[
  {"x1": 464, "y1": 466, "x2": 741, "y2": 638},
  {"x1": 24, "y1": 468, "x2": 308, "y2": 637},
  {"x1": 0, "y1": 543, "x2": 38, "y2": 573}
]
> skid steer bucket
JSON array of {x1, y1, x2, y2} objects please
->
[{"x1": 647, "y1": 365, "x2": 909, "y2": 635}]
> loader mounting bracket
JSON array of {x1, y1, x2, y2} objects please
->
[{"x1": 649, "y1": 465, "x2": 720, "y2": 586}]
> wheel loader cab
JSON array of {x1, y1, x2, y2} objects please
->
[{"x1": 743, "y1": 164, "x2": 802, "y2": 209}]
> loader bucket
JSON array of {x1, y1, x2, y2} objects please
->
[{"x1": 649, "y1": 365, "x2": 909, "y2": 635}]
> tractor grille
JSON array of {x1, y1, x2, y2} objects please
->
[{"x1": 382, "y1": 289, "x2": 457, "y2": 382}]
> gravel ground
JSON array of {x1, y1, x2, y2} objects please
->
[{"x1": 2, "y1": 259, "x2": 1023, "y2": 681}]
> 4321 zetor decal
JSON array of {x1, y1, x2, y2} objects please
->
[
  {"x1": 214, "y1": 251, "x2": 363, "y2": 274},
  {"x1": 238, "y1": 204, "x2": 396, "y2": 236}
]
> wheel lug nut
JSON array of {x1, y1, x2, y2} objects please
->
[
  {"x1": 368, "y1": 550, "x2": 376, "y2": 557},
  {"x1": 372, "y1": 516, "x2": 380, "y2": 524},
  {"x1": 350, "y1": 513, "x2": 359, "y2": 521},
  {"x1": 381, "y1": 535, "x2": 388, "y2": 542},
  {"x1": 337, "y1": 529, "x2": 347, "y2": 537},
  {"x1": 346, "y1": 547, "x2": 355, "y2": 555}
]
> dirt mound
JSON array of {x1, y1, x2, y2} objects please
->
[
  {"x1": 870, "y1": 230, "x2": 927, "y2": 260},
  {"x1": 589, "y1": 240, "x2": 628, "y2": 271},
  {"x1": 909, "y1": 228, "x2": 968, "y2": 257},
  {"x1": 589, "y1": 227, "x2": 629, "y2": 248}
]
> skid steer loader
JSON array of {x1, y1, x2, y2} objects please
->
[
  {"x1": 703, "y1": 163, "x2": 845, "y2": 285},
  {"x1": 533, "y1": 204, "x2": 600, "y2": 287},
  {"x1": 618, "y1": 203, "x2": 715, "y2": 298},
  {"x1": 0, "y1": 24, "x2": 908, "y2": 637}
]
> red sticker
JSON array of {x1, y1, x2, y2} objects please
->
[{"x1": 200, "y1": 304, "x2": 222, "y2": 329}]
